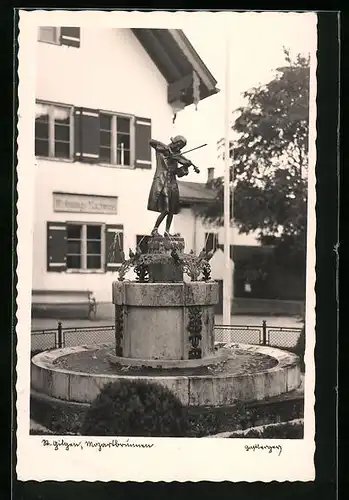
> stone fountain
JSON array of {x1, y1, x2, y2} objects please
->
[
  {"x1": 30, "y1": 134, "x2": 301, "y2": 421},
  {"x1": 31, "y1": 234, "x2": 301, "y2": 409}
]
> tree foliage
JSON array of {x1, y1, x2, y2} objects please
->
[{"x1": 203, "y1": 49, "x2": 309, "y2": 268}]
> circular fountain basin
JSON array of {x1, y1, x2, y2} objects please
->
[{"x1": 31, "y1": 343, "x2": 301, "y2": 407}]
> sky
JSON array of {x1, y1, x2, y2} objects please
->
[{"x1": 172, "y1": 12, "x2": 317, "y2": 183}]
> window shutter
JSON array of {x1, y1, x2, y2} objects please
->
[
  {"x1": 60, "y1": 27, "x2": 80, "y2": 48},
  {"x1": 47, "y1": 222, "x2": 67, "y2": 272},
  {"x1": 106, "y1": 225, "x2": 124, "y2": 271},
  {"x1": 134, "y1": 117, "x2": 152, "y2": 169},
  {"x1": 74, "y1": 108, "x2": 100, "y2": 163}
]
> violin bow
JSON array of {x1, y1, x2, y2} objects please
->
[{"x1": 180, "y1": 143, "x2": 207, "y2": 155}]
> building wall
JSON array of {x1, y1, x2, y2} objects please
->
[
  {"x1": 33, "y1": 28, "x2": 174, "y2": 302},
  {"x1": 173, "y1": 209, "x2": 259, "y2": 255}
]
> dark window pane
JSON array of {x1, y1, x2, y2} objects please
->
[
  {"x1": 87, "y1": 225, "x2": 101, "y2": 239},
  {"x1": 35, "y1": 121, "x2": 49, "y2": 139},
  {"x1": 100, "y1": 130, "x2": 111, "y2": 147},
  {"x1": 67, "y1": 240, "x2": 81, "y2": 254},
  {"x1": 87, "y1": 241, "x2": 101, "y2": 254},
  {"x1": 55, "y1": 124, "x2": 70, "y2": 141},
  {"x1": 100, "y1": 114, "x2": 112, "y2": 131},
  {"x1": 54, "y1": 107, "x2": 70, "y2": 125},
  {"x1": 99, "y1": 147, "x2": 111, "y2": 163},
  {"x1": 35, "y1": 138, "x2": 49, "y2": 157},
  {"x1": 205, "y1": 233, "x2": 218, "y2": 253},
  {"x1": 87, "y1": 255, "x2": 101, "y2": 269},
  {"x1": 136, "y1": 235, "x2": 149, "y2": 254},
  {"x1": 54, "y1": 140, "x2": 70, "y2": 158},
  {"x1": 117, "y1": 116, "x2": 130, "y2": 133},
  {"x1": 61, "y1": 27, "x2": 80, "y2": 39},
  {"x1": 117, "y1": 148, "x2": 130, "y2": 166},
  {"x1": 67, "y1": 255, "x2": 81, "y2": 269},
  {"x1": 117, "y1": 133, "x2": 130, "y2": 149},
  {"x1": 67, "y1": 225, "x2": 82, "y2": 239}
]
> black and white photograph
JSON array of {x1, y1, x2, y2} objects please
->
[{"x1": 16, "y1": 10, "x2": 317, "y2": 482}]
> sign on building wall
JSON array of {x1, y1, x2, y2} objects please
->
[{"x1": 53, "y1": 192, "x2": 118, "y2": 215}]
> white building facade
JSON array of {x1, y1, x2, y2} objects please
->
[{"x1": 33, "y1": 26, "x2": 220, "y2": 303}]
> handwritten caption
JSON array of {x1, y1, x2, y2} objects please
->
[
  {"x1": 245, "y1": 443, "x2": 282, "y2": 456},
  {"x1": 41, "y1": 438, "x2": 154, "y2": 452}
]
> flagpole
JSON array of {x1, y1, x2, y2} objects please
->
[{"x1": 223, "y1": 27, "x2": 232, "y2": 329}]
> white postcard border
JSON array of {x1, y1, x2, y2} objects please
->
[{"x1": 16, "y1": 9, "x2": 317, "y2": 482}]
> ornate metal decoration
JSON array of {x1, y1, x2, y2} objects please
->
[
  {"x1": 187, "y1": 305, "x2": 203, "y2": 359},
  {"x1": 110, "y1": 235, "x2": 214, "y2": 284},
  {"x1": 115, "y1": 305, "x2": 124, "y2": 356}
]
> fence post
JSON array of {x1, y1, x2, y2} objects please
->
[
  {"x1": 57, "y1": 321, "x2": 63, "y2": 348},
  {"x1": 262, "y1": 320, "x2": 267, "y2": 345}
]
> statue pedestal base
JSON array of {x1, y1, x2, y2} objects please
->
[{"x1": 147, "y1": 236, "x2": 184, "y2": 283}]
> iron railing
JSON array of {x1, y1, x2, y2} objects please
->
[
  {"x1": 31, "y1": 320, "x2": 303, "y2": 355},
  {"x1": 215, "y1": 320, "x2": 303, "y2": 349},
  {"x1": 31, "y1": 323, "x2": 115, "y2": 354}
]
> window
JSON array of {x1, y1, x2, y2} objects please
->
[
  {"x1": 38, "y1": 27, "x2": 60, "y2": 44},
  {"x1": 37, "y1": 104, "x2": 152, "y2": 168},
  {"x1": 47, "y1": 222, "x2": 124, "y2": 273},
  {"x1": 38, "y1": 27, "x2": 80, "y2": 47},
  {"x1": 99, "y1": 113, "x2": 132, "y2": 167},
  {"x1": 35, "y1": 102, "x2": 73, "y2": 159},
  {"x1": 204, "y1": 232, "x2": 219, "y2": 254},
  {"x1": 66, "y1": 223, "x2": 103, "y2": 270},
  {"x1": 74, "y1": 110, "x2": 151, "y2": 168}
]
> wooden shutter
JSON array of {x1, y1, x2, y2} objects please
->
[
  {"x1": 60, "y1": 27, "x2": 80, "y2": 48},
  {"x1": 134, "y1": 117, "x2": 152, "y2": 169},
  {"x1": 74, "y1": 108, "x2": 100, "y2": 163},
  {"x1": 106, "y1": 225, "x2": 124, "y2": 271},
  {"x1": 47, "y1": 222, "x2": 67, "y2": 272}
]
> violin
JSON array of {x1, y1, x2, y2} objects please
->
[
  {"x1": 149, "y1": 139, "x2": 206, "y2": 175},
  {"x1": 166, "y1": 142, "x2": 208, "y2": 174},
  {"x1": 168, "y1": 151, "x2": 201, "y2": 174}
]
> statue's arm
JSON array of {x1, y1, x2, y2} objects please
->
[{"x1": 149, "y1": 139, "x2": 169, "y2": 154}]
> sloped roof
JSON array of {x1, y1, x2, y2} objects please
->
[
  {"x1": 131, "y1": 29, "x2": 219, "y2": 107},
  {"x1": 178, "y1": 180, "x2": 216, "y2": 204}
]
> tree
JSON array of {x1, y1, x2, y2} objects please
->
[{"x1": 202, "y1": 49, "x2": 309, "y2": 272}]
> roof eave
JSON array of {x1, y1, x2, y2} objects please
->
[{"x1": 131, "y1": 28, "x2": 219, "y2": 109}]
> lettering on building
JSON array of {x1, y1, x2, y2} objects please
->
[{"x1": 53, "y1": 193, "x2": 118, "y2": 215}]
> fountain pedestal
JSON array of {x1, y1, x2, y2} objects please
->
[{"x1": 112, "y1": 281, "x2": 218, "y2": 365}]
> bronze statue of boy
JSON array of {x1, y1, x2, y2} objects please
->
[{"x1": 147, "y1": 135, "x2": 200, "y2": 237}]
